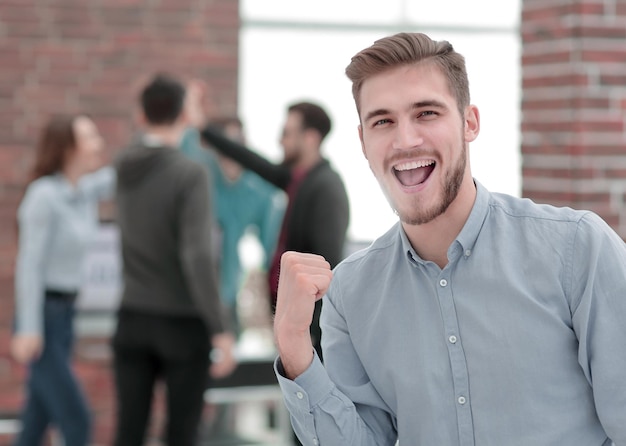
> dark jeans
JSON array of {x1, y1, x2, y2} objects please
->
[
  {"x1": 14, "y1": 294, "x2": 91, "y2": 446},
  {"x1": 112, "y1": 309, "x2": 211, "y2": 446}
]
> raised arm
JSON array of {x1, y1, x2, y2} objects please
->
[
  {"x1": 274, "y1": 252, "x2": 330, "y2": 378},
  {"x1": 273, "y1": 252, "x2": 397, "y2": 445},
  {"x1": 200, "y1": 125, "x2": 292, "y2": 191}
]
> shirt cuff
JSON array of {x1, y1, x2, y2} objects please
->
[{"x1": 274, "y1": 350, "x2": 335, "y2": 410}]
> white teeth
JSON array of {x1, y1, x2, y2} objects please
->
[{"x1": 394, "y1": 160, "x2": 435, "y2": 171}]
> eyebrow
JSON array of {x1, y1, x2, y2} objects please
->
[{"x1": 363, "y1": 100, "x2": 449, "y2": 123}]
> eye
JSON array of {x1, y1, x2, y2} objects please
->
[
  {"x1": 373, "y1": 118, "x2": 391, "y2": 127},
  {"x1": 418, "y1": 110, "x2": 437, "y2": 119}
]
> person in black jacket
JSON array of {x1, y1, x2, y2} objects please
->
[
  {"x1": 112, "y1": 74, "x2": 236, "y2": 446},
  {"x1": 201, "y1": 101, "x2": 350, "y2": 361}
]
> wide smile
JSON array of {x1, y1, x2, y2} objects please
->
[{"x1": 393, "y1": 159, "x2": 436, "y2": 187}]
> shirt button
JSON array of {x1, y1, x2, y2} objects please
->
[
  {"x1": 439, "y1": 279, "x2": 448, "y2": 287},
  {"x1": 296, "y1": 391, "x2": 304, "y2": 400},
  {"x1": 312, "y1": 439, "x2": 318, "y2": 445},
  {"x1": 458, "y1": 396, "x2": 466, "y2": 405},
  {"x1": 448, "y1": 335, "x2": 457, "y2": 344},
  {"x1": 465, "y1": 249, "x2": 471, "y2": 257}
]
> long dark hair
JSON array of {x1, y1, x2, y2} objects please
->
[{"x1": 31, "y1": 114, "x2": 79, "y2": 182}]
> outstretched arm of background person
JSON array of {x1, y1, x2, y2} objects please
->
[
  {"x1": 176, "y1": 167, "x2": 236, "y2": 378},
  {"x1": 200, "y1": 125, "x2": 292, "y2": 190},
  {"x1": 185, "y1": 78, "x2": 291, "y2": 190},
  {"x1": 273, "y1": 252, "x2": 397, "y2": 445}
]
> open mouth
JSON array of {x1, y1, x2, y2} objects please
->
[{"x1": 393, "y1": 160, "x2": 436, "y2": 187}]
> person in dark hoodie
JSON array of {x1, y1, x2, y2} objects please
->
[{"x1": 112, "y1": 73, "x2": 236, "y2": 446}]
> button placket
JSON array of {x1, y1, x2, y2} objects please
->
[{"x1": 435, "y1": 269, "x2": 474, "y2": 443}]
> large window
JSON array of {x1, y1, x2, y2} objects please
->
[{"x1": 240, "y1": 0, "x2": 521, "y2": 242}]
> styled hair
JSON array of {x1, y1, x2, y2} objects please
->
[
  {"x1": 31, "y1": 114, "x2": 80, "y2": 181},
  {"x1": 345, "y1": 32, "x2": 470, "y2": 116},
  {"x1": 140, "y1": 73, "x2": 185, "y2": 125},
  {"x1": 287, "y1": 101, "x2": 332, "y2": 142}
]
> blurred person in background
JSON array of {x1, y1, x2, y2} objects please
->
[
  {"x1": 11, "y1": 113, "x2": 115, "y2": 446},
  {"x1": 112, "y1": 73, "x2": 236, "y2": 446},
  {"x1": 181, "y1": 84, "x2": 284, "y2": 337},
  {"x1": 180, "y1": 85, "x2": 285, "y2": 441},
  {"x1": 201, "y1": 100, "x2": 350, "y2": 363}
]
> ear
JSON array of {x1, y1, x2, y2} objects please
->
[
  {"x1": 358, "y1": 124, "x2": 368, "y2": 160},
  {"x1": 304, "y1": 128, "x2": 323, "y2": 151},
  {"x1": 134, "y1": 108, "x2": 147, "y2": 127},
  {"x1": 178, "y1": 108, "x2": 190, "y2": 127},
  {"x1": 464, "y1": 105, "x2": 480, "y2": 143}
]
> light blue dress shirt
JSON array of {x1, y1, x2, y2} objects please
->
[
  {"x1": 15, "y1": 167, "x2": 115, "y2": 335},
  {"x1": 275, "y1": 180, "x2": 626, "y2": 446}
]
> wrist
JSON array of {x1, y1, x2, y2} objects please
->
[{"x1": 276, "y1": 331, "x2": 314, "y2": 380}]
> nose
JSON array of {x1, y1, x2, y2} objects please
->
[{"x1": 392, "y1": 119, "x2": 424, "y2": 151}]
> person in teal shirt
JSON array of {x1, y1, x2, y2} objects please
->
[{"x1": 180, "y1": 117, "x2": 284, "y2": 336}]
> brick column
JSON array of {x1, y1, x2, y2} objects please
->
[
  {"x1": 0, "y1": 1, "x2": 239, "y2": 443},
  {"x1": 521, "y1": 0, "x2": 626, "y2": 238}
]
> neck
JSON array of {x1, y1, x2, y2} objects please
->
[
  {"x1": 402, "y1": 174, "x2": 476, "y2": 269},
  {"x1": 144, "y1": 125, "x2": 183, "y2": 148},
  {"x1": 62, "y1": 163, "x2": 84, "y2": 186},
  {"x1": 294, "y1": 148, "x2": 322, "y2": 171}
]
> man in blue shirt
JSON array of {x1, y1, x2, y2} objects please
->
[{"x1": 273, "y1": 32, "x2": 626, "y2": 445}]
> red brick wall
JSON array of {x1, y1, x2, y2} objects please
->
[
  {"x1": 521, "y1": 0, "x2": 626, "y2": 238},
  {"x1": 0, "y1": 0, "x2": 239, "y2": 443}
]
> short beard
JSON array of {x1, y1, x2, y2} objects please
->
[{"x1": 396, "y1": 144, "x2": 466, "y2": 226}]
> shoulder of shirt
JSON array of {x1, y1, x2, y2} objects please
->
[
  {"x1": 23, "y1": 176, "x2": 59, "y2": 201},
  {"x1": 19, "y1": 176, "x2": 60, "y2": 217},
  {"x1": 173, "y1": 155, "x2": 210, "y2": 189},
  {"x1": 486, "y1": 191, "x2": 592, "y2": 224},
  {"x1": 237, "y1": 171, "x2": 278, "y2": 193},
  {"x1": 334, "y1": 222, "x2": 401, "y2": 274}
]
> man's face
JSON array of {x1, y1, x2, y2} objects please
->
[
  {"x1": 280, "y1": 111, "x2": 306, "y2": 167},
  {"x1": 358, "y1": 63, "x2": 479, "y2": 226}
]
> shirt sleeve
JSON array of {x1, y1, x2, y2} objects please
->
[
  {"x1": 200, "y1": 125, "x2": 292, "y2": 190},
  {"x1": 255, "y1": 188, "x2": 285, "y2": 269},
  {"x1": 569, "y1": 212, "x2": 626, "y2": 444},
  {"x1": 81, "y1": 166, "x2": 116, "y2": 201},
  {"x1": 14, "y1": 185, "x2": 54, "y2": 335},
  {"x1": 176, "y1": 166, "x2": 227, "y2": 335},
  {"x1": 308, "y1": 173, "x2": 350, "y2": 268},
  {"x1": 274, "y1": 279, "x2": 398, "y2": 445}
]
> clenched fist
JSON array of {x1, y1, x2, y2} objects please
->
[{"x1": 274, "y1": 251, "x2": 333, "y2": 379}]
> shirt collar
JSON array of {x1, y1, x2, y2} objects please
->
[
  {"x1": 454, "y1": 179, "x2": 490, "y2": 256},
  {"x1": 399, "y1": 178, "x2": 490, "y2": 264},
  {"x1": 142, "y1": 133, "x2": 164, "y2": 148}
]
